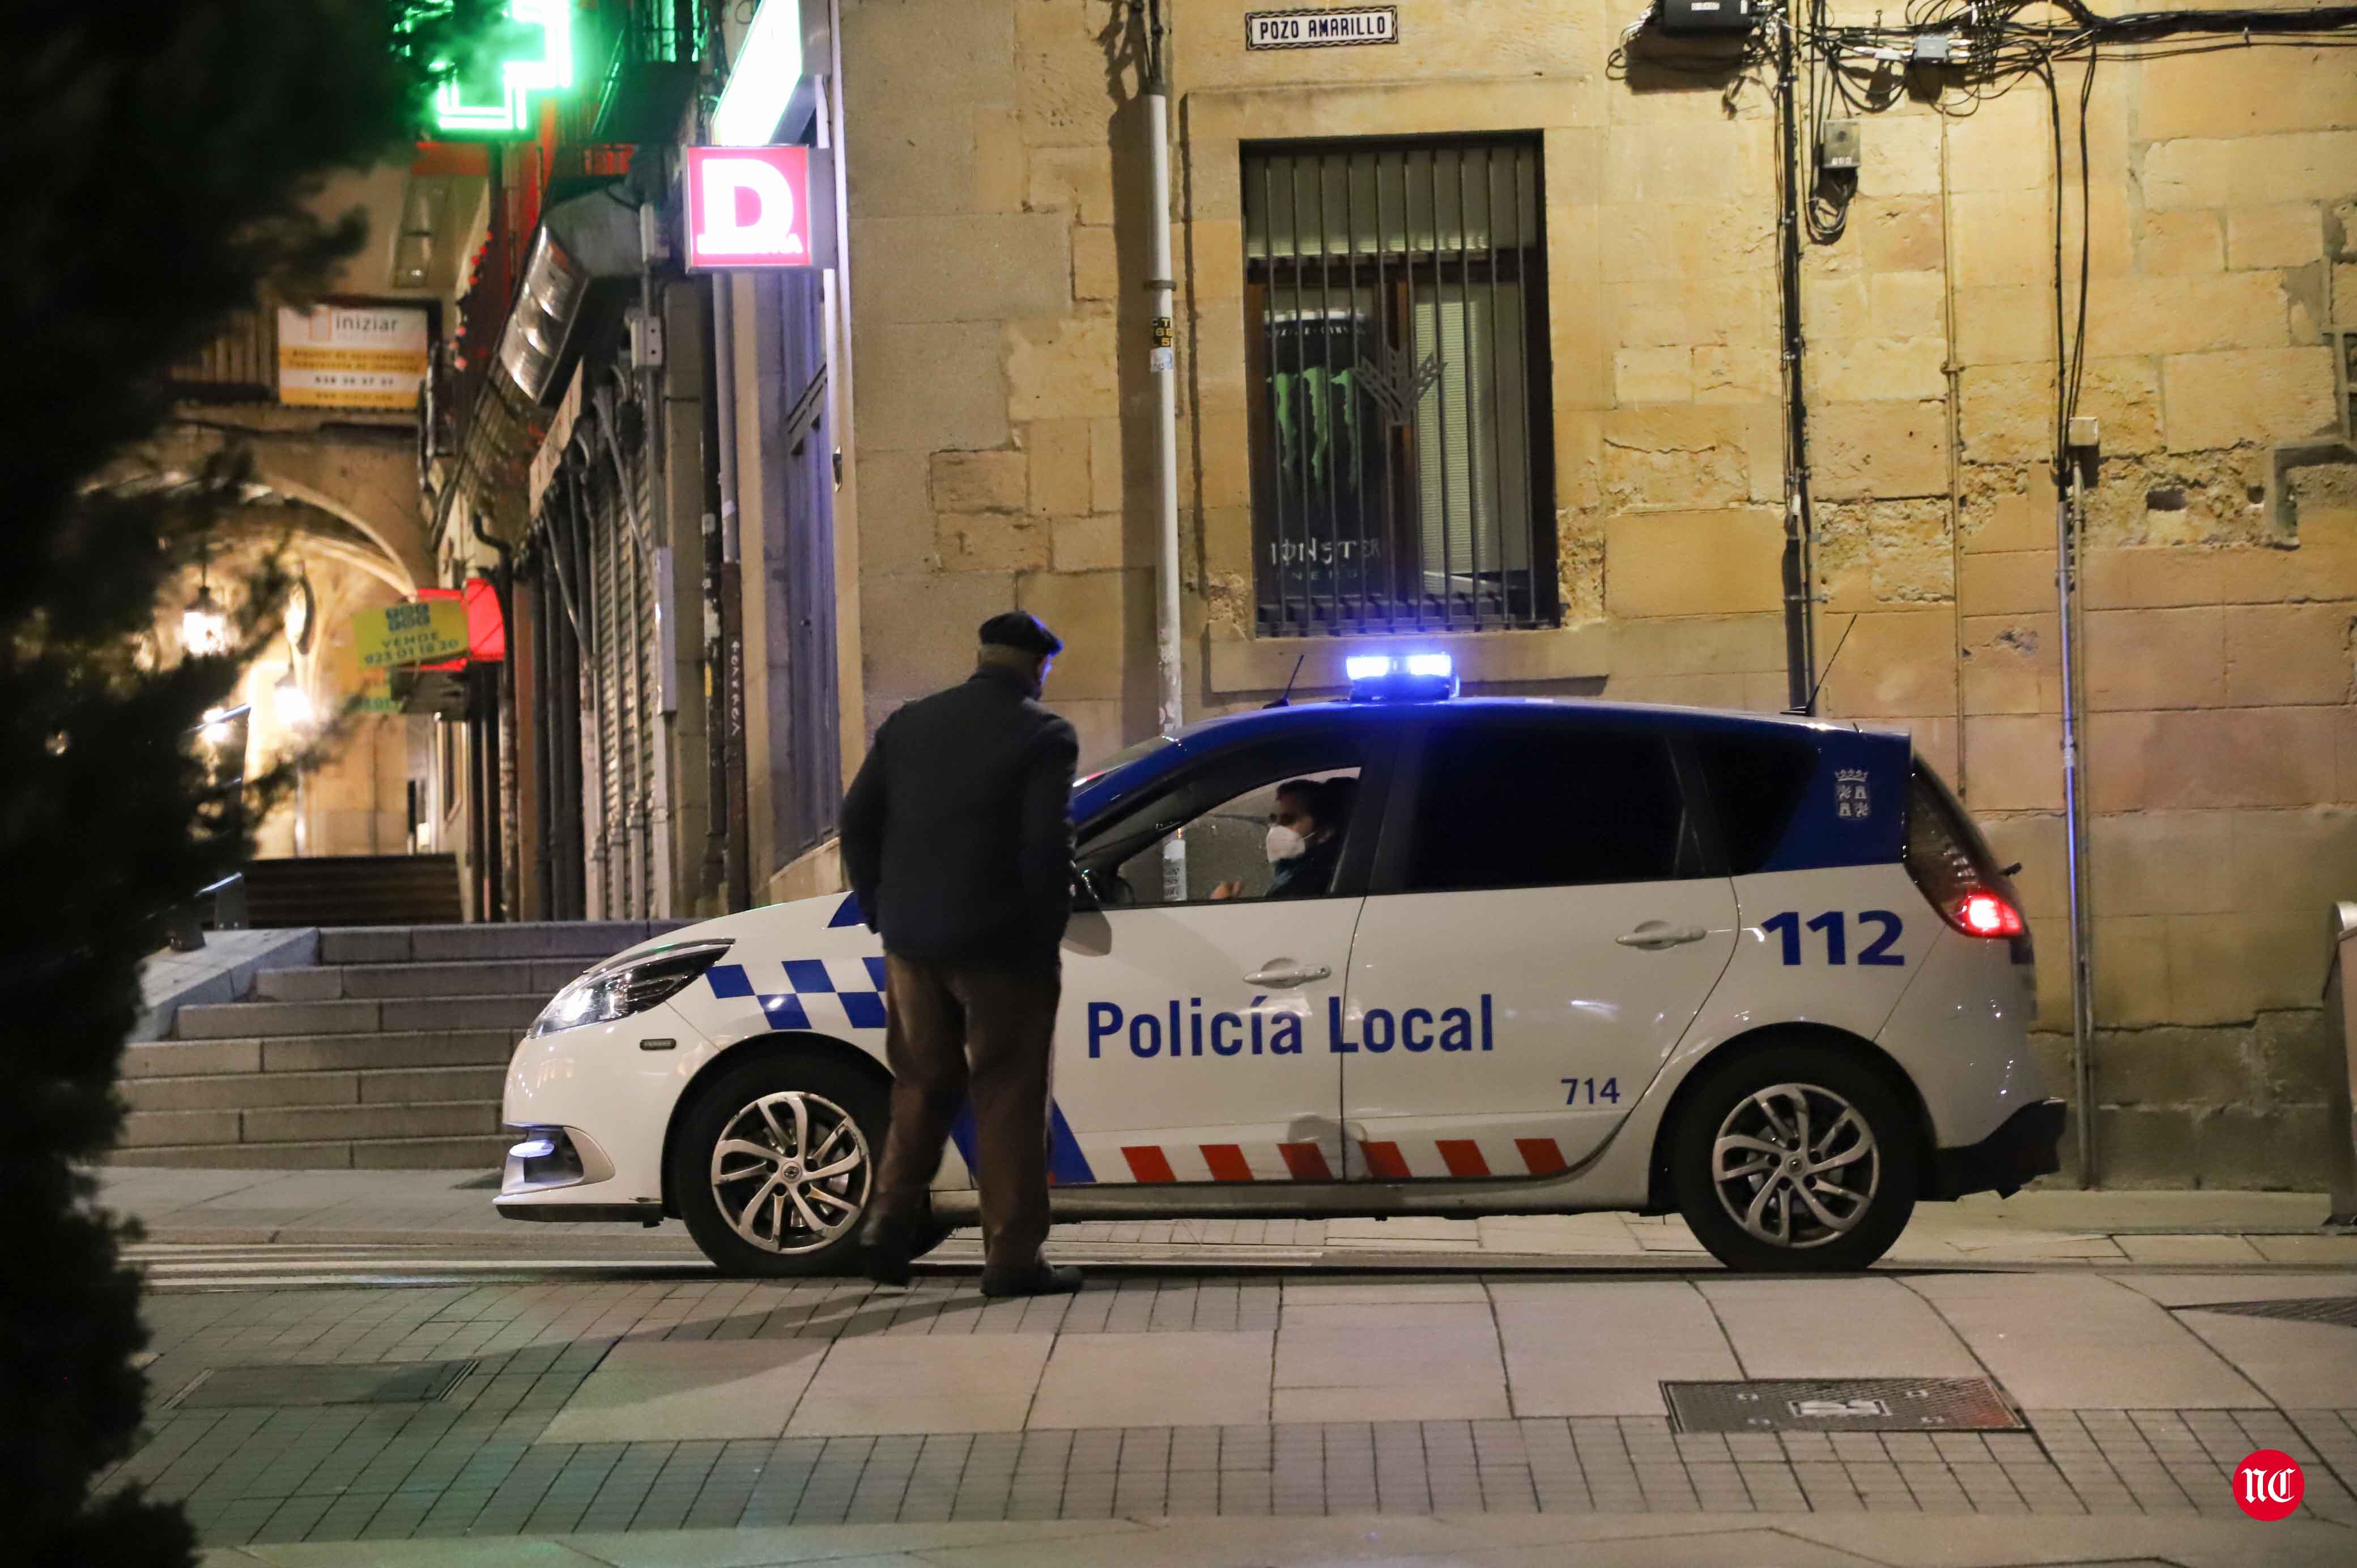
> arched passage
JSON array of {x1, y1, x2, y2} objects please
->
[{"x1": 148, "y1": 419, "x2": 433, "y2": 593}]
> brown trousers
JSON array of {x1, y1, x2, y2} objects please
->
[{"x1": 871, "y1": 953, "x2": 1061, "y2": 1272}]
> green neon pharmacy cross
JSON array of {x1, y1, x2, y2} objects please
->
[{"x1": 432, "y1": 0, "x2": 574, "y2": 137}]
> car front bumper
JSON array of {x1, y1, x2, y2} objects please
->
[{"x1": 1927, "y1": 1097, "x2": 2066, "y2": 1200}]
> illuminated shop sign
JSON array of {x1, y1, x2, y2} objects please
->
[
  {"x1": 711, "y1": 0, "x2": 808, "y2": 148},
  {"x1": 683, "y1": 146, "x2": 823, "y2": 270},
  {"x1": 432, "y1": 0, "x2": 575, "y2": 137}
]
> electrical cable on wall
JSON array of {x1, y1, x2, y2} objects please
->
[
  {"x1": 1622, "y1": 21, "x2": 2356, "y2": 694},
  {"x1": 1781, "y1": 2, "x2": 2357, "y2": 456}
]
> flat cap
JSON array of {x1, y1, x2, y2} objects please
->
[{"x1": 978, "y1": 610, "x2": 1062, "y2": 657}]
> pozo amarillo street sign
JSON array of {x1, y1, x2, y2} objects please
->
[{"x1": 1246, "y1": 7, "x2": 1398, "y2": 49}]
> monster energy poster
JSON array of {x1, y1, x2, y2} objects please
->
[{"x1": 1263, "y1": 309, "x2": 1387, "y2": 615}]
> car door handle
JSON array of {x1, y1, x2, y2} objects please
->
[
  {"x1": 1616, "y1": 923, "x2": 1709, "y2": 951},
  {"x1": 1245, "y1": 963, "x2": 1331, "y2": 987}
]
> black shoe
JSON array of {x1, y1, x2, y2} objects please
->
[
  {"x1": 979, "y1": 1261, "x2": 1082, "y2": 1298},
  {"x1": 860, "y1": 1213, "x2": 918, "y2": 1288}
]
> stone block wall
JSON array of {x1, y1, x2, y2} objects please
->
[
  {"x1": 840, "y1": 0, "x2": 1160, "y2": 764},
  {"x1": 837, "y1": 1, "x2": 2357, "y2": 1184},
  {"x1": 1784, "y1": 44, "x2": 2357, "y2": 1186}
]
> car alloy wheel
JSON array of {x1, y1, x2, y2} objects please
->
[
  {"x1": 1709, "y1": 1081, "x2": 1879, "y2": 1250},
  {"x1": 708, "y1": 1090, "x2": 871, "y2": 1254}
]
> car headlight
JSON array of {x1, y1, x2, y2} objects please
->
[{"x1": 528, "y1": 940, "x2": 734, "y2": 1038}]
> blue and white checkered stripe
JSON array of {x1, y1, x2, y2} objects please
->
[{"x1": 706, "y1": 956, "x2": 889, "y2": 1033}]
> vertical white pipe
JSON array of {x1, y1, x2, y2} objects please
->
[
  {"x1": 2058, "y1": 468, "x2": 2095, "y2": 1184},
  {"x1": 1145, "y1": 76, "x2": 1186, "y2": 902}
]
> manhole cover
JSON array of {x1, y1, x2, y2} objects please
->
[
  {"x1": 1664, "y1": 1378, "x2": 2026, "y2": 1433},
  {"x1": 176, "y1": 1360, "x2": 475, "y2": 1409},
  {"x1": 2177, "y1": 1297, "x2": 2357, "y2": 1328}
]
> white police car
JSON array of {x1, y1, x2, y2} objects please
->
[{"x1": 498, "y1": 654, "x2": 2061, "y2": 1275}]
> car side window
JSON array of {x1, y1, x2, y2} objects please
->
[
  {"x1": 1076, "y1": 735, "x2": 1369, "y2": 907},
  {"x1": 1397, "y1": 722, "x2": 1699, "y2": 893},
  {"x1": 1690, "y1": 730, "x2": 1817, "y2": 875}
]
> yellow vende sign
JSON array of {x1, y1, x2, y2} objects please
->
[{"x1": 355, "y1": 599, "x2": 469, "y2": 669}]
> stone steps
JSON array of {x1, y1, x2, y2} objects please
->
[
  {"x1": 125, "y1": 1029, "x2": 522, "y2": 1078},
  {"x1": 116, "y1": 1135, "x2": 512, "y2": 1171},
  {"x1": 121, "y1": 1064, "x2": 506, "y2": 1112},
  {"x1": 108, "y1": 919, "x2": 687, "y2": 1171},
  {"x1": 124, "y1": 1098, "x2": 500, "y2": 1151},
  {"x1": 173, "y1": 992, "x2": 548, "y2": 1039},
  {"x1": 255, "y1": 958, "x2": 591, "y2": 1002},
  {"x1": 316, "y1": 921, "x2": 681, "y2": 965},
  {"x1": 242, "y1": 853, "x2": 462, "y2": 929}
]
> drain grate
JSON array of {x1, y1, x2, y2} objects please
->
[
  {"x1": 2176, "y1": 1296, "x2": 2357, "y2": 1328},
  {"x1": 1665, "y1": 1378, "x2": 2026, "y2": 1433},
  {"x1": 176, "y1": 1359, "x2": 477, "y2": 1409}
]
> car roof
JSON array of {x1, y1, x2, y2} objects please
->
[
  {"x1": 1073, "y1": 695, "x2": 1907, "y2": 817},
  {"x1": 1168, "y1": 695, "x2": 1890, "y2": 748}
]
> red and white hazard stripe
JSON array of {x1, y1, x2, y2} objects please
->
[{"x1": 1084, "y1": 1135, "x2": 1572, "y2": 1184}]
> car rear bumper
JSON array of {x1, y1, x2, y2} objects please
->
[{"x1": 1927, "y1": 1097, "x2": 2066, "y2": 1200}]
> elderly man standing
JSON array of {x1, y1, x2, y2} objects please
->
[{"x1": 839, "y1": 611, "x2": 1082, "y2": 1298}]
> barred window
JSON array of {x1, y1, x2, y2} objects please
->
[{"x1": 1244, "y1": 136, "x2": 1555, "y2": 637}]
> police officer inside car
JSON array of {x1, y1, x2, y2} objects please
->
[
  {"x1": 841, "y1": 611, "x2": 1083, "y2": 1298},
  {"x1": 1212, "y1": 775, "x2": 1354, "y2": 901}
]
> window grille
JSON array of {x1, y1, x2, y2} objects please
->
[{"x1": 1243, "y1": 136, "x2": 1556, "y2": 637}]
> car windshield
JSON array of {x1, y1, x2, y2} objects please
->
[{"x1": 1074, "y1": 733, "x2": 1175, "y2": 794}]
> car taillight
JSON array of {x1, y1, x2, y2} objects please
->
[
  {"x1": 1958, "y1": 892, "x2": 2024, "y2": 938},
  {"x1": 1905, "y1": 765, "x2": 2027, "y2": 944}
]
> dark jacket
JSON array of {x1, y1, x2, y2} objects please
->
[{"x1": 839, "y1": 663, "x2": 1080, "y2": 968}]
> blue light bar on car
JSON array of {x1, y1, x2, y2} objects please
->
[{"x1": 1345, "y1": 651, "x2": 1458, "y2": 702}]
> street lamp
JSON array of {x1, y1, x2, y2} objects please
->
[
  {"x1": 272, "y1": 668, "x2": 314, "y2": 728},
  {"x1": 181, "y1": 583, "x2": 229, "y2": 657}
]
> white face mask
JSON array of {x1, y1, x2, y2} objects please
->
[{"x1": 1265, "y1": 824, "x2": 1307, "y2": 865}]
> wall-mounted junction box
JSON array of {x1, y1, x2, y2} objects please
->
[
  {"x1": 1657, "y1": 0, "x2": 1759, "y2": 33},
  {"x1": 1819, "y1": 120, "x2": 1861, "y2": 172}
]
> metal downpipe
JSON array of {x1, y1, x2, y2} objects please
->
[
  {"x1": 1143, "y1": 38, "x2": 1185, "y2": 902},
  {"x1": 696, "y1": 279, "x2": 729, "y2": 912},
  {"x1": 711, "y1": 275, "x2": 750, "y2": 912},
  {"x1": 1775, "y1": 2, "x2": 1818, "y2": 713},
  {"x1": 2058, "y1": 462, "x2": 2096, "y2": 1184}
]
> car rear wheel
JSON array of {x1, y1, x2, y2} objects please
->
[
  {"x1": 671, "y1": 1051, "x2": 947, "y2": 1278},
  {"x1": 1669, "y1": 1042, "x2": 1918, "y2": 1273}
]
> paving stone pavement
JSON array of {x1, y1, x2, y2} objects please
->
[
  {"x1": 95, "y1": 1166, "x2": 2357, "y2": 1266},
  {"x1": 105, "y1": 1265, "x2": 2357, "y2": 1550}
]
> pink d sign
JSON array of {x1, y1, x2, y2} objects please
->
[{"x1": 685, "y1": 146, "x2": 814, "y2": 269}]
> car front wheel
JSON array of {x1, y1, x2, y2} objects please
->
[
  {"x1": 1669, "y1": 1042, "x2": 1918, "y2": 1273},
  {"x1": 670, "y1": 1051, "x2": 944, "y2": 1278}
]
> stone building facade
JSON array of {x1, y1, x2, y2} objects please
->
[{"x1": 830, "y1": 0, "x2": 2357, "y2": 1186}]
